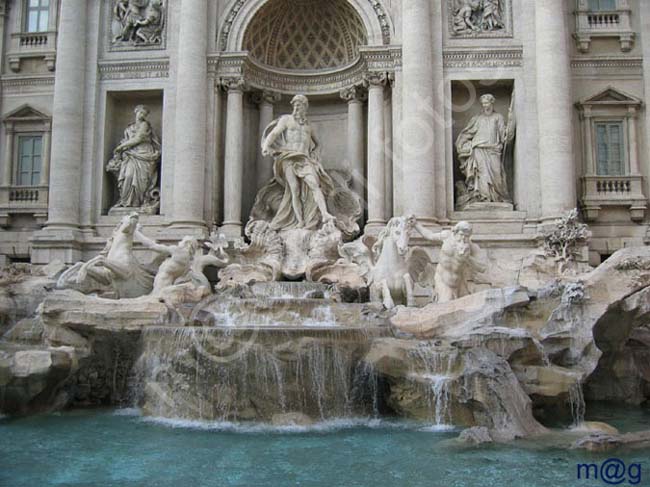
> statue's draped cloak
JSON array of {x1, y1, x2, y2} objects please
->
[
  {"x1": 111, "y1": 121, "x2": 161, "y2": 208},
  {"x1": 456, "y1": 112, "x2": 510, "y2": 204}
]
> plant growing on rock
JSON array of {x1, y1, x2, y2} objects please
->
[{"x1": 543, "y1": 209, "x2": 590, "y2": 275}]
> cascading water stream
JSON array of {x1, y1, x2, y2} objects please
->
[
  {"x1": 410, "y1": 346, "x2": 459, "y2": 427},
  {"x1": 129, "y1": 285, "x2": 389, "y2": 422},
  {"x1": 569, "y1": 381, "x2": 586, "y2": 427}
]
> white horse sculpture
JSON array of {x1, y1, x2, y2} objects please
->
[
  {"x1": 57, "y1": 213, "x2": 154, "y2": 298},
  {"x1": 339, "y1": 216, "x2": 433, "y2": 309}
]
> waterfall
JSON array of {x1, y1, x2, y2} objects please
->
[
  {"x1": 125, "y1": 282, "x2": 389, "y2": 422},
  {"x1": 130, "y1": 325, "x2": 385, "y2": 422},
  {"x1": 568, "y1": 381, "x2": 586, "y2": 427},
  {"x1": 410, "y1": 345, "x2": 458, "y2": 427},
  {"x1": 422, "y1": 374, "x2": 451, "y2": 426}
]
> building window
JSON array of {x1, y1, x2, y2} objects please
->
[
  {"x1": 595, "y1": 122, "x2": 624, "y2": 176},
  {"x1": 7, "y1": 0, "x2": 57, "y2": 72},
  {"x1": 25, "y1": 0, "x2": 49, "y2": 33},
  {"x1": 576, "y1": 87, "x2": 646, "y2": 222},
  {"x1": 589, "y1": 0, "x2": 616, "y2": 10},
  {"x1": 17, "y1": 136, "x2": 43, "y2": 186}
]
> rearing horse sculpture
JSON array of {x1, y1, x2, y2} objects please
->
[
  {"x1": 339, "y1": 216, "x2": 433, "y2": 309},
  {"x1": 57, "y1": 213, "x2": 154, "y2": 298}
]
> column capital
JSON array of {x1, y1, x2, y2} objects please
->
[
  {"x1": 340, "y1": 84, "x2": 367, "y2": 103},
  {"x1": 251, "y1": 90, "x2": 281, "y2": 106},
  {"x1": 364, "y1": 72, "x2": 388, "y2": 88},
  {"x1": 219, "y1": 77, "x2": 248, "y2": 93}
]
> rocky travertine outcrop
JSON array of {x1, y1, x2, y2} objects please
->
[
  {"x1": 574, "y1": 431, "x2": 650, "y2": 452},
  {"x1": 363, "y1": 338, "x2": 546, "y2": 441},
  {"x1": 457, "y1": 426, "x2": 494, "y2": 445},
  {"x1": 0, "y1": 343, "x2": 75, "y2": 415},
  {"x1": 541, "y1": 247, "x2": 650, "y2": 402},
  {"x1": 390, "y1": 286, "x2": 531, "y2": 338},
  {"x1": 0, "y1": 285, "x2": 202, "y2": 415},
  {"x1": 0, "y1": 272, "x2": 55, "y2": 336},
  {"x1": 584, "y1": 286, "x2": 650, "y2": 404},
  {"x1": 388, "y1": 246, "x2": 650, "y2": 422}
]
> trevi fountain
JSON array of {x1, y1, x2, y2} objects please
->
[{"x1": 1, "y1": 0, "x2": 650, "y2": 486}]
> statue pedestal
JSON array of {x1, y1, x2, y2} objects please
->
[
  {"x1": 452, "y1": 205, "x2": 528, "y2": 235},
  {"x1": 108, "y1": 206, "x2": 158, "y2": 217},
  {"x1": 460, "y1": 202, "x2": 514, "y2": 212}
]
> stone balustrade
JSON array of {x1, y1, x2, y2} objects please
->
[
  {"x1": 7, "y1": 31, "x2": 57, "y2": 72},
  {"x1": 581, "y1": 175, "x2": 647, "y2": 221},
  {"x1": 0, "y1": 185, "x2": 49, "y2": 228},
  {"x1": 0, "y1": 185, "x2": 48, "y2": 206},
  {"x1": 574, "y1": 0, "x2": 634, "y2": 52}
]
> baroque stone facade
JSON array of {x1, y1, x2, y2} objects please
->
[{"x1": 0, "y1": 0, "x2": 649, "y2": 269}]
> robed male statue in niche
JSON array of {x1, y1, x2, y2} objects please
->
[{"x1": 455, "y1": 93, "x2": 516, "y2": 210}]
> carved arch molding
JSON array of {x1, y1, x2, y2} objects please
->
[
  {"x1": 218, "y1": 0, "x2": 393, "y2": 52},
  {"x1": 214, "y1": 0, "x2": 397, "y2": 96}
]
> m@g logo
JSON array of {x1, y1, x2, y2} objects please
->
[{"x1": 577, "y1": 459, "x2": 642, "y2": 485}]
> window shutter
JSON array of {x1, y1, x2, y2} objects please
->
[
  {"x1": 607, "y1": 123, "x2": 623, "y2": 176},
  {"x1": 589, "y1": 0, "x2": 616, "y2": 11},
  {"x1": 596, "y1": 124, "x2": 609, "y2": 175},
  {"x1": 17, "y1": 136, "x2": 43, "y2": 186},
  {"x1": 595, "y1": 121, "x2": 625, "y2": 176}
]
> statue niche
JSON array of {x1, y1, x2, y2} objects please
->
[
  {"x1": 106, "y1": 105, "x2": 161, "y2": 215},
  {"x1": 454, "y1": 92, "x2": 516, "y2": 211}
]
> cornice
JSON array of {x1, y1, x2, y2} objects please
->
[
  {"x1": 98, "y1": 59, "x2": 170, "y2": 81},
  {"x1": 443, "y1": 48, "x2": 523, "y2": 68}
]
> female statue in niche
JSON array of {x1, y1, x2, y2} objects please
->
[
  {"x1": 107, "y1": 105, "x2": 161, "y2": 214},
  {"x1": 455, "y1": 93, "x2": 515, "y2": 209}
]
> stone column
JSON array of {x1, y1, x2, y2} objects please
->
[
  {"x1": 384, "y1": 76, "x2": 394, "y2": 219},
  {"x1": 254, "y1": 91, "x2": 280, "y2": 189},
  {"x1": 0, "y1": 1, "x2": 6, "y2": 171},
  {"x1": 536, "y1": 0, "x2": 576, "y2": 220},
  {"x1": 628, "y1": 108, "x2": 640, "y2": 175},
  {"x1": 391, "y1": 71, "x2": 403, "y2": 215},
  {"x1": 401, "y1": 0, "x2": 436, "y2": 224},
  {"x1": 44, "y1": 0, "x2": 87, "y2": 228},
  {"x1": 222, "y1": 79, "x2": 246, "y2": 237},
  {"x1": 366, "y1": 73, "x2": 387, "y2": 229},
  {"x1": 3, "y1": 126, "x2": 13, "y2": 186},
  {"x1": 340, "y1": 85, "x2": 366, "y2": 204},
  {"x1": 40, "y1": 124, "x2": 52, "y2": 185},
  {"x1": 581, "y1": 110, "x2": 595, "y2": 175},
  {"x1": 641, "y1": 1, "x2": 650, "y2": 188},
  {"x1": 171, "y1": 0, "x2": 209, "y2": 229}
]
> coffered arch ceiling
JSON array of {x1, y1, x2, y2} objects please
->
[{"x1": 242, "y1": 0, "x2": 368, "y2": 71}]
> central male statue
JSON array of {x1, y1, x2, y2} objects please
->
[{"x1": 252, "y1": 95, "x2": 343, "y2": 232}]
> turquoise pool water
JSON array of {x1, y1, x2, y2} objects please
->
[{"x1": 1, "y1": 405, "x2": 649, "y2": 487}]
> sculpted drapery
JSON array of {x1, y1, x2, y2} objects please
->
[
  {"x1": 107, "y1": 105, "x2": 161, "y2": 212},
  {"x1": 455, "y1": 93, "x2": 515, "y2": 208},
  {"x1": 251, "y1": 95, "x2": 360, "y2": 236}
]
